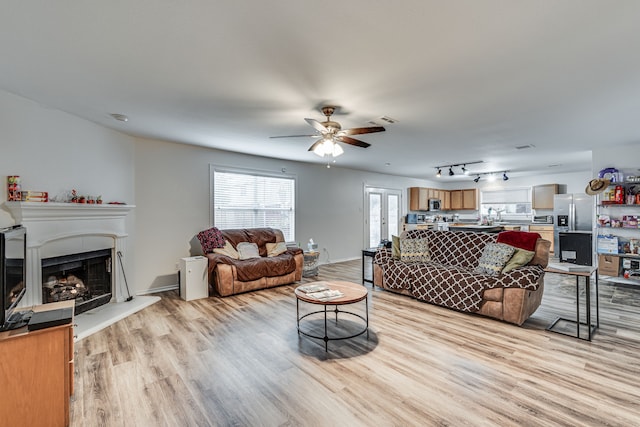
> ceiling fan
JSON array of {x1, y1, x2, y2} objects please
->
[{"x1": 270, "y1": 106, "x2": 385, "y2": 157}]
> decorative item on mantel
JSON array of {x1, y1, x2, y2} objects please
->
[
  {"x1": 7, "y1": 176, "x2": 21, "y2": 201},
  {"x1": 20, "y1": 191, "x2": 48, "y2": 202}
]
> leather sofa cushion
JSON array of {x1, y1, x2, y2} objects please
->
[{"x1": 210, "y1": 249, "x2": 300, "y2": 282}]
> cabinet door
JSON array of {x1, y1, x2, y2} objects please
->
[
  {"x1": 530, "y1": 225, "x2": 555, "y2": 253},
  {"x1": 532, "y1": 184, "x2": 558, "y2": 209},
  {"x1": 450, "y1": 190, "x2": 463, "y2": 210},
  {"x1": 462, "y1": 189, "x2": 477, "y2": 209},
  {"x1": 409, "y1": 187, "x2": 430, "y2": 210},
  {"x1": 409, "y1": 187, "x2": 420, "y2": 211},
  {"x1": 442, "y1": 191, "x2": 451, "y2": 210}
]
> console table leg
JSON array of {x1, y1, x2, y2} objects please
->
[{"x1": 576, "y1": 276, "x2": 580, "y2": 340}]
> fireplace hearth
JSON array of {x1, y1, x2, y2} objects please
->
[{"x1": 42, "y1": 249, "x2": 112, "y2": 315}]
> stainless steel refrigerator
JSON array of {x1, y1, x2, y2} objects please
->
[{"x1": 553, "y1": 193, "x2": 594, "y2": 263}]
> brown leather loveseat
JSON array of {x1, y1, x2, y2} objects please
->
[{"x1": 202, "y1": 228, "x2": 303, "y2": 296}]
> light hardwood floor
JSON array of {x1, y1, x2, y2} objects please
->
[{"x1": 71, "y1": 260, "x2": 640, "y2": 426}]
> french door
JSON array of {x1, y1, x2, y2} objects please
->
[{"x1": 364, "y1": 186, "x2": 402, "y2": 248}]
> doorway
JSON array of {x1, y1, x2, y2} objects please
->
[{"x1": 364, "y1": 186, "x2": 402, "y2": 248}]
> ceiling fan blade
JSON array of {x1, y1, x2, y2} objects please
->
[
  {"x1": 270, "y1": 134, "x2": 318, "y2": 139},
  {"x1": 307, "y1": 138, "x2": 324, "y2": 152},
  {"x1": 305, "y1": 118, "x2": 328, "y2": 133},
  {"x1": 336, "y1": 136, "x2": 371, "y2": 148},
  {"x1": 337, "y1": 126, "x2": 385, "y2": 136}
]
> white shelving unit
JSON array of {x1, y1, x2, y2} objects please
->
[{"x1": 596, "y1": 178, "x2": 640, "y2": 285}]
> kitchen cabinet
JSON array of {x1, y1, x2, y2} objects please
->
[
  {"x1": 409, "y1": 187, "x2": 430, "y2": 210},
  {"x1": 529, "y1": 224, "x2": 555, "y2": 254},
  {"x1": 442, "y1": 190, "x2": 451, "y2": 210},
  {"x1": 532, "y1": 184, "x2": 559, "y2": 209},
  {"x1": 450, "y1": 189, "x2": 478, "y2": 210}
]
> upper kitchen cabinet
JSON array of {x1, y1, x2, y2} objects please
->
[
  {"x1": 450, "y1": 189, "x2": 478, "y2": 210},
  {"x1": 442, "y1": 190, "x2": 451, "y2": 210},
  {"x1": 409, "y1": 187, "x2": 430, "y2": 210},
  {"x1": 532, "y1": 184, "x2": 559, "y2": 209}
]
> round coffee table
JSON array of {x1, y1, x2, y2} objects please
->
[{"x1": 295, "y1": 280, "x2": 369, "y2": 351}]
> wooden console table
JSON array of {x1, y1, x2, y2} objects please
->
[{"x1": 0, "y1": 300, "x2": 75, "y2": 426}]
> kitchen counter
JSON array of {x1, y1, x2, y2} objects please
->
[{"x1": 448, "y1": 224, "x2": 504, "y2": 233}]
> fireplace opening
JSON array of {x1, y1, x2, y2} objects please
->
[{"x1": 42, "y1": 249, "x2": 112, "y2": 315}]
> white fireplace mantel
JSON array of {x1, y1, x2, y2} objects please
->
[{"x1": 3, "y1": 202, "x2": 135, "y2": 306}]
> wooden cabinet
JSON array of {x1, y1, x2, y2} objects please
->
[
  {"x1": 532, "y1": 184, "x2": 559, "y2": 209},
  {"x1": 442, "y1": 190, "x2": 451, "y2": 210},
  {"x1": 450, "y1": 189, "x2": 478, "y2": 210},
  {"x1": 529, "y1": 224, "x2": 555, "y2": 254},
  {"x1": 0, "y1": 301, "x2": 75, "y2": 427},
  {"x1": 409, "y1": 187, "x2": 430, "y2": 210}
]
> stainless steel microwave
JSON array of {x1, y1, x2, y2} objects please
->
[{"x1": 429, "y1": 199, "x2": 441, "y2": 211}]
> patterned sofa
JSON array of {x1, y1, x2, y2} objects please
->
[{"x1": 373, "y1": 229, "x2": 550, "y2": 325}]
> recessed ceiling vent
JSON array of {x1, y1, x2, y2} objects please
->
[{"x1": 368, "y1": 116, "x2": 399, "y2": 126}]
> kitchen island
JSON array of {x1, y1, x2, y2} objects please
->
[{"x1": 448, "y1": 224, "x2": 505, "y2": 233}]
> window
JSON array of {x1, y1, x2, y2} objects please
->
[
  {"x1": 212, "y1": 168, "x2": 296, "y2": 241},
  {"x1": 480, "y1": 188, "x2": 532, "y2": 220}
]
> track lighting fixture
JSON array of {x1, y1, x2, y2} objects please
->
[
  {"x1": 472, "y1": 170, "x2": 511, "y2": 183},
  {"x1": 433, "y1": 160, "x2": 483, "y2": 178}
]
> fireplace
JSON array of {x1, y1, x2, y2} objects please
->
[
  {"x1": 4, "y1": 202, "x2": 134, "y2": 308},
  {"x1": 42, "y1": 249, "x2": 113, "y2": 315}
]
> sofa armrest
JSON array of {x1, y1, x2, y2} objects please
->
[{"x1": 373, "y1": 248, "x2": 392, "y2": 266}]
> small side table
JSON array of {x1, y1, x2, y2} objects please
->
[
  {"x1": 303, "y1": 251, "x2": 320, "y2": 277},
  {"x1": 544, "y1": 264, "x2": 599, "y2": 341},
  {"x1": 362, "y1": 248, "x2": 378, "y2": 286}
]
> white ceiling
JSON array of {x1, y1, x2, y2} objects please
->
[{"x1": 2, "y1": 1, "x2": 640, "y2": 181}]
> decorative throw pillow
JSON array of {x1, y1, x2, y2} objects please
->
[
  {"x1": 391, "y1": 235, "x2": 401, "y2": 259},
  {"x1": 400, "y1": 238, "x2": 430, "y2": 263},
  {"x1": 237, "y1": 242, "x2": 261, "y2": 259},
  {"x1": 474, "y1": 243, "x2": 516, "y2": 276},
  {"x1": 266, "y1": 241, "x2": 287, "y2": 257},
  {"x1": 502, "y1": 247, "x2": 535, "y2": 273},
  {"x1": 496, "y1": 231, "x2": 541, "y2": 251},
  {"x1": 197, "y1": 227, "x2": 226, "y2": 253},
  {"x1": 213, "y1": 241, "x2": 240, "y2": 259}
]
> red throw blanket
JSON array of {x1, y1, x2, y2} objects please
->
[{"x1": 497, "y1": 231, "x2": 541, "y2": 251}]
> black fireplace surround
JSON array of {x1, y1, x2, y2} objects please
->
[{"x1": 42, "y1": 249, "x2": 112, "y2": 315}]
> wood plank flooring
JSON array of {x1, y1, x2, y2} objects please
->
[{"x1": 71, "y1": 260, "x2": 640, "y2": 426}]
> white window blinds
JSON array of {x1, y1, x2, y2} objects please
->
[{"x1": 213, "y1": 169, "x2": 296, "y2": 241}]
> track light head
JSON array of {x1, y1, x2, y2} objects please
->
[
  {"x1": 503, "y1": 172, "x2": 509, "y2": 181},
  {"x1": 436, "y1": 168, "x2": 441, "y2": 178},
  {"x1": 462, "y1": 165, "x2": 468, "y2": 175},
  {"x1": 448, "y1": 167, "x2": 454, "y2": 176},
  {"x1": 473, "y1": 175, "x2": 480, "y2": 183}
]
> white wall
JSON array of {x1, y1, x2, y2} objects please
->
[
  {"x1": 0, "y1": 88, "x2": 137, "y2": 289},
  {"x1": 591, "y1": 142, "x2": 640, "y2": 179},
  {"x1": 132, "y1": 137, "x2": 434, "y2": 292}
]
